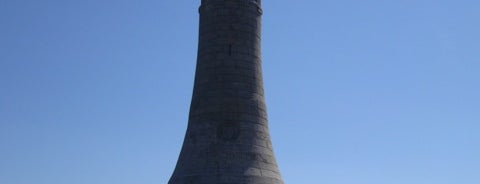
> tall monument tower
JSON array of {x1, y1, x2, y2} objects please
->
[{"x1": 169, "y1": 0, "x2": 284, "y2": 183}]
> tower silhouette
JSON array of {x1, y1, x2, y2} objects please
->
[{"x1": 169, "y1": 0, "x2": 284, "y2": 183}]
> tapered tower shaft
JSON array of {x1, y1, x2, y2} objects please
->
[{"x1": 169, "y1": 0, "x2": 283, "y2": 183}]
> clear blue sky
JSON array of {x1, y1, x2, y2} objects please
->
[{"x1": 1, "y1": 0, "x2": 479, "y2": 184}]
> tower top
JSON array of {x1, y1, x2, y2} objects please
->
[
  {"x1": 201, "y1": 0, "x2": 261, "y2": 5},
  {"x1": 199, "y1": 0, "x2": 263, "y2": 15}
]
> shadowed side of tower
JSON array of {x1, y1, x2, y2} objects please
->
[{"x1": 169, "y1": 0, "x2": 284, "y2": 183}]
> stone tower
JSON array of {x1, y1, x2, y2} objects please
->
[{"x1": 169, "y1": 0, "x2": 284, "y2": 183}]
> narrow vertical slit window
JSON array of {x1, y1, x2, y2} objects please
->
[{"x1": 228, "y1": 44, "x2": 232, "y2": 56}]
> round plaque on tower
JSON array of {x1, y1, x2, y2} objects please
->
[{"x1": 217, "y1": 123, "x2": 241, "y2": 141}]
